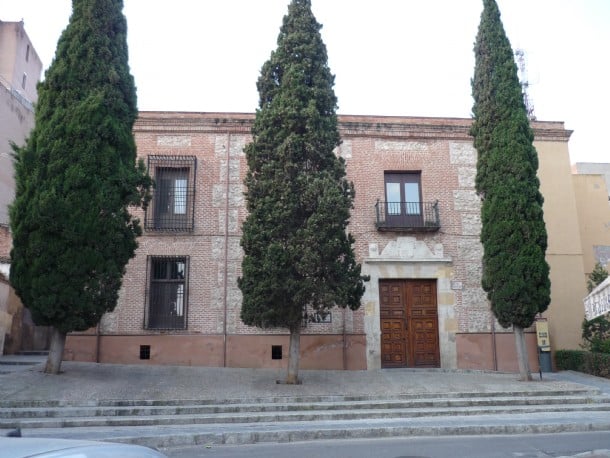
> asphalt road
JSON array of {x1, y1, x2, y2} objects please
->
[{"x1": 162, "y1": 432, "x2": 610, "y2": 458}]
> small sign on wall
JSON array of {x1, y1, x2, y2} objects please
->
[
  {"x1": 302, "y1": 311, "x2": 332, "y2": 327},
  {"x1": 451, "y1": 281, "x2": 463, "y2": 290}
]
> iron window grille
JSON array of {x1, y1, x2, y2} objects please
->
[
  {"x1": 145, "y1": 155, "x2": 196, "y2": 232},
  {"x1": 144, "y1": 256, "x2": 189, "y2": 330}
]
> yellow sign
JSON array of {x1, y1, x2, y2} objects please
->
[{"x1": 535, "y1": 319, "x2": 551, "y2": 352}]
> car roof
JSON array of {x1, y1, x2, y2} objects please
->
[{"x1": 0, "y1": 437, "x2": 167, "y2": 458}]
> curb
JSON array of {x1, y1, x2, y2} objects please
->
[{"x1": 105, "y1": 422, "x2": 610, "y2": 449}]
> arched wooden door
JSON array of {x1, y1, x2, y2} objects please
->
[{"x1": 380, "y1": 279, "x2": 440, "y2": 368}]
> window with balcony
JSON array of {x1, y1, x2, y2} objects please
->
[
  {"x1": 375, "y1": 172, "x2": 440, "y2": 231},
  {"x1": 145, "y1": 156, "x2": 196, "y2": 231},
  {"x1": 145, "y1": 256, "x2": 189, "y2": 330}
]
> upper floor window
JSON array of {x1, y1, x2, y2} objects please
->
[
  {"x1": 375, "y1": 171, "x2": 440, "y2": 232},
  {"x1": 145, "y1": 155, "x2": 196, "y2": 232},
  {"x1": 21, "y1": 73, "x2": 27, "y2": 89},
  {"x1": 25, "y1": 44, "x2": 30, "y2": 62},
  {"x1": 385, "y1": 172, "x2": 422, "y2": 223}
]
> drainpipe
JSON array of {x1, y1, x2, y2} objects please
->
[
  {"x1": 222, "y1": 134, "x2": 231, "y2": 367},
  {"x1": 342, "y1": 308, "x2": 347, "y2": 370},
  {"x1": 491, "y1": 315, "x2": 498, "y2": 371},
  {"x1": 95, "y1": 322, "x2": 100, "y2": 363}
]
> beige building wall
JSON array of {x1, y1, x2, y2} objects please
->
[
  {"x1": 572, "y1": 166, "x2": 610, "y2": 278},
  {"x1": 0, "y1": 21, "x2": 43, "y2": 103},
  {"x1": 573, "y1": 163, "x2": 610, "y2": 198},
  {"x1": 536, "y1": 136, "x2": 587, "y2": 351}
]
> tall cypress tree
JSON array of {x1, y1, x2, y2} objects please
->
[
  {"x1": 239, "y1": 0, "x2": 365, "y2": 384},
  {"x1": 471, "y1": 0, "x2": 550, "y2": 381},
  {"x1": 10, "y1": 0, "x2": 150, "y2": 374}
]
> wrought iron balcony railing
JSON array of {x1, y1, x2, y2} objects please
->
[{"x1": 375, "y1": 200, "x2": 440, "y2": 232}]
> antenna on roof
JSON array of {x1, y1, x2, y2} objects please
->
[{"x1": 515, "y1": 48, "x2": 536, "y2": 121}]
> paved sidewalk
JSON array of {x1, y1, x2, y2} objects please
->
[
  {"x1": 0, "y1": 358, "x2": 604, "y2": 402},
  {"x1": 1, "y1": 357, "x2": 609, "y2": 457}
]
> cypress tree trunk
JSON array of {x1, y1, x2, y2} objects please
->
[
  {"x1": 514, "y1": 325, "x2": 532, "y2": 381},
  {"x1": 286, "y1": 324, "x2": 301, "y2": 385},
  {"x1": 44, "y1": 328, "x2": 66, "y2": 375}
]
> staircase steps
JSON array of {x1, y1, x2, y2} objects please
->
[{"x1": 2, "y1": 388, "x2": 609, "y2": 447}]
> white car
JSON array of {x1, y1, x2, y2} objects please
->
[{"x1": 0, "y1": 437, "x2": 167, "y2": 457}]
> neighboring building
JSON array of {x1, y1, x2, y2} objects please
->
[
  {"x1": 573, "y1": 163, "x2": 610, "y2": 199},
  {"x1": 65, "y1": 112, "x2": 587, "y2": 372},
  {"x1": 572, "y1": 162, "x2": 610, "y2": 278},
  {"x1": 0, "y1": 20, "x2": 42, "y2": 224},
  {"x1": 0, "y1": 20, "x2": 44, "y2": 354}
]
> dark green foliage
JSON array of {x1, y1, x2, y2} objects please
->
[
  {"x1": 554, "y1": 350, "x2": 585, "y2": 371},
  {"x1": 470, "y1": 0, "x2": 550, "y2": 329},
  {"x1": 10, "y1": 0, "x2": 151, "y2": 334},
  {"x1": 582, "y1": 315, "x2": 610, "y2": 353},
  {"x1": 555, "y1": 349, "x2": 610, "y2": 378},
  {"x1": 587, "y1": 262, "x2": 609, "y2": 293},
  {"x1": 239, "y1": 0, "x2": 365, "y2": 331}
]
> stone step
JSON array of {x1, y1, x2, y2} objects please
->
[
  {"x1": 3, "y1": 389, "x2": 609, "y2": 430},
  {"x1": 3, "y1": 403, "x2": 610, "y2": 429},
  {"x1": 0, "y1": 352, "x2": 47, "y2": 370},
  {"x1": 15, "y1": 351, "x2": 49, "y2": 356},
  {"x1": 0, "y1": 388, "x2": 599, "y2": 408},
  {"x1": 16, "y1": 410, "x2": 610, "y2": 449},
  {"x1": 1, "y1": 394, "x2": 608, "y2": 420}
]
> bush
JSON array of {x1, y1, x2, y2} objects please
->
[
  {"x1": 581, "y1": 314, "x2": 610, "y2": 354},
  {"x1": 587, "y1": 262, "x2": 608, "y2": 293},
  {"x1": 555, "y1": 349, "x2": 610, "y2": 378},
  {"x1": 555, "y1": 350, "x2": 585, "y2": 371}
]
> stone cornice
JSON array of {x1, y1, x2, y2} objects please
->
[
  {"x1": 134, "y1": 112, "x2": 254, "y2": 134},
  {"x1": 134, "y1": 111, "x2": 572, "y2": 142}
]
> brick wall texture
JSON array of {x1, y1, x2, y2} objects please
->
[{"x1": 93, "y1": 112, "x2": 572, "y2": 368}]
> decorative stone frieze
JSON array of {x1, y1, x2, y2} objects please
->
[
  {"x1": 374, "y1": 140, "x2": 430, "y2": 153},
  {"x1": 156, "y1": 135, "x2": 191, "y2": 147}
]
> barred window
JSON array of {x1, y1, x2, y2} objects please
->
[
  {"x1": 145, "y1": 256, "x2": 189, "y2": 330},
  {"x1": 145, "y1": 156, "x2": 196, "y2": 231}
]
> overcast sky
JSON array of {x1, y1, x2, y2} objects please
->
[{"x1": 3, "y1": 0, "x2": 609, "y2": 164}]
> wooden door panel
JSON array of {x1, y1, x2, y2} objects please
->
[
  {"x1": 380, "y1": 281, "x2": 407, "y2": 367},
  {"x1": 381, "y1": 318, "x2": 406, "y2": 367},
  {"x1": 381, "y1": 279, "x2": 440, "y2": 369},
  {"x1": 408, "y1": 280, "x2": 440, "y2": 368}
]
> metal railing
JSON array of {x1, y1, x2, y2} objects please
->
[{"x1": 375, "y1": 200, "x2": 440, "y2": 232}]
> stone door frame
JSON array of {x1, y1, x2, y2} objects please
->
[{"x1": 362, "y1": 237, "x2": 456, "y2": 370}]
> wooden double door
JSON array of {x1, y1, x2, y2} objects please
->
[{"x1": 380, "y1": 279, "x2": 440, "y2": 368}]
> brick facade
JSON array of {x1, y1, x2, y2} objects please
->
[{"x1": 65, "y1": 112, "x2": 577, "y2": 371}]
